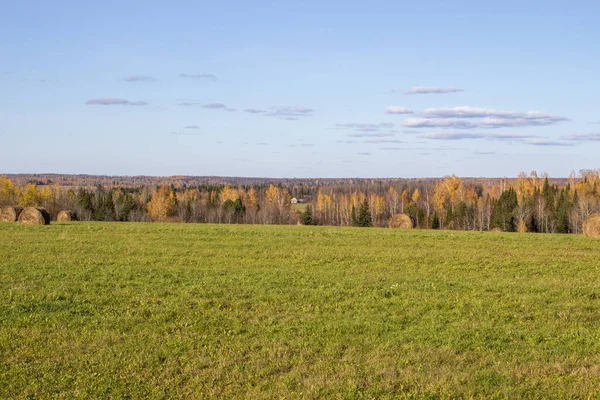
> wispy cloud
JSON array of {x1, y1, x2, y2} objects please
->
[
  {"x1": 335, "y1": 122, "x2": 395, "y2": 132},
  {"x1": 421, "y1": 132, "x2": 485, "y2": 140},
  {"x1": 184, "y1": 125, "x2": 199, "y2": 129},
  {"x1": 364, "y1": 139, "x2": 406, "y2": 144},
  {"x1": 526, "y1": 139, "x2": 575, "y2": 147},
  {"x1": 404, "y1": 118, "x2": 477, "y2": 129},
  {"x1": 561, "y1": 133, "x2": 600, "y2": 142},
  {"x1": 420, "y1": 132, "x2": 538, "y2": 141},
  {"x1": 86, "y1": 98, "x2": 148, "y2": 106},
  {"x1": 179, "y1": 73, "x2": 217, "y2": 81},
  {"x1": 123, "y1": 75, "x2": 156, "y2": 83},
  {"x1": 491, "y1": 133, "x2": 538, "y2": 140},
  {"x1": 349, "y1": 132, "x2": 395, "y2": 138},
  {"x1": 473, "y1": 151, "x2": 496, "y2": 155},
  {"x1": 405, "y1": 86, "x2": 464, "y2": 95},
  {"x1": 385, "y1": 106, "x2": 413, "y2": 114},
  {"x1": 423, "y1": 106, "x2": 568, "y2": 126},
  {"x1": 380, "y1": 146, "x2": 466, "y2": 152},
  {"x1": 203, "y1": 103, "x2": 227, "y2": 109},
  {"x1": 265, "y1": 106, "x2": 314, "y2": 119},
  {"x1": 357, "y1": 152, "x2": 371, "y2": 156},
  {"x1": 178, "y1": 101, "x2": 201, "y2": 106},
  {"x1": 244, "y1": 108, "x2": 266, "y2": 114},
  {"x1": 408, "y1": 107, "x2": 569, "y2": 129}
]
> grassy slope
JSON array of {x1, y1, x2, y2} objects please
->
[{"x1": 1, "y1": 222, "x2": 600, "y2": 399}]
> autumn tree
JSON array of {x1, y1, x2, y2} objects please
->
[
  {"x1": 19, "y1": 184, "x2": 40, "y2": 207},
  {"x1": 0, "y1": 176, "x2": 19, "y2": 205},
  {"x1": 265, "y1": 184, "x2": 291, "y2": 224},
  {"x1": 147, "y1": 185, "x2": 178, "y2": 222}
]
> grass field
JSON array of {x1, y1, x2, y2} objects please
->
[{"x1": 1, "y1": 222, "x2": 600, "y2": 398}]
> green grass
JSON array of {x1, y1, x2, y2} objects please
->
[
  {"x1": 291, "y1": 203, "x2": 309, "y2": 212},
  {"x1": 1, "y1": 222, "x2": 600, "y2": 399}
]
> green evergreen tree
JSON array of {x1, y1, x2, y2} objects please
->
[
  {"x1": 492, "y1": 188, "x2": 519, "y2": 231},
  {"x1": 357, "y1": 198, "x2": 372, "y2": 227},
  {"x1": 120, "y1": 193, "x2": 137, "y2": 221},
  {"x1": 556, "y1": 189, "x2": 571, "y2": 233},
  {"x1": 102, "y1": 192, "x2": 115, "y2": 221},
  {"x1": 302, "y1": 205, "x2": 314, "y2": 225},
  {"x1": 432, "y1": 211, "x2": 440, "y2": 229},
  {"x1": 77, "y1": 189, "x2": 94, "y2": 216},
  {"x1": 350, "y1": 205, "x2": 358, "y2": 226}
]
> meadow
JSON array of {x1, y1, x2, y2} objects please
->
[{"x1": 1, "y1": 222, "x2": 600, "y2": 398}]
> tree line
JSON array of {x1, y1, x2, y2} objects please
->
[{"x1": 1, "y1": 170, "x2": 599, "y2": 233}]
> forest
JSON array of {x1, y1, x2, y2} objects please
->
[{"x1": 2, "y1": 170, "x2": 600, "y2": 234}]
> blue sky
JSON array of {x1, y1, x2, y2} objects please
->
[{"x1": 1, "y1": 1, "x2": 599, "y2": 178}]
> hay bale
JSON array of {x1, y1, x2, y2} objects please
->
[
  {"x1": 388, "y1": 213, "x2": 414, "y2": 229},
  {"x1": 57, "y1": 210, "x2": 77, "y2": 222},
  {"x1": 18, "y1": 207, "x2": 50, "y2": 225},
  {"x1": 0, "y1": 206, "x2": 23, "y2": 222},
  {"x1": 583, "y1": 213, "x2": 600, "y2": 238}
]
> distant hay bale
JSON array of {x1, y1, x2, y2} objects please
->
[
  {"x1": 388, "y1": 213, "x2": 414, "y2": 229},
  {"x1": 490, "y1": 227, "x2": 503, "y2": 233},
  {"x1": 57, "y1": 210, "x2": 77, "y2": 222},
  {"x1": 0, "y1": 206, "x2": 23, "y2": 222},
  {"x1": 18, "y1": 207, "x2": 50, "y2": 225},
  {"x1": 583, "y1": 213, "x2": 600, "y2": 238}
]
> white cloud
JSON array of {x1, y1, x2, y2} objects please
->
[
  {"x1": 404, "y1": 118, "x2": 477, "y2": 129},
  {"x1": 561, "y1": 133, "x2": 600, "y2": 142},
  {"x1": 265, "y1": 106, "x2": 314, "y2": 119},
  {"x1": 202, "y1": 103, "x2": 227, "y2": 109},
  {"x1": 123, "y1": 75, "x2": 156, "y2": 83},
  {"x1": 415, "y1": 107, "x2": 569, "y2": 128},
  {"x1": 419, "y1": 132, "x2": 538, "y2": 141},
  {"x1": 86, "y1": 98, "x2": 148, "y2": 106},
  {"x1": 385, "y1": 106, "x2": 413, "y2": 114},
  {"x1": 348, "y1": 132, "x2": 395, "y2": 138},
  {"x1": 364, "y1": 139, "x2": 406, "y2": 143},
  {"x1": 421, "y1": 132, "x2": 486, "y2": 140},
  {"x1": 526, "y1": 139, "x2": 575, "y2": 147},
  {"x1": 405, "y1": 107, "x2": 569, "y2": 129},
  {"x1": 335, "y1": 122, "x2": 395, "y2": 132},
  {"x1": 405, "y1": 86, "x2": 464, "y2": 95}
]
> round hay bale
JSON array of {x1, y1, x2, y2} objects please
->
[
  {"x1": 583, "y1": 213, "x2": 600, "y2": 238},
  {"x1": 0, "y1": 206, "x2": 23, "y2": 222},
  {"x1": 388, "y1": 213, "x2": 414, "y2": 229},
  {"x1": 18, "y1": 207, "x2": 50, "y2": 225},
  {"x1": 57, "y1": 210, "x2": 77, "y2": 222},
  {"x1": 490, "y1": 227, "x2": 503, "y2": 233}
]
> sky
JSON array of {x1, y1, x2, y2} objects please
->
[{"x1": 1, "y1": 1, "x2": 599, "y2": 178}]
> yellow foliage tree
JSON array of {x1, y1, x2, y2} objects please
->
[
  {"x1": 147, "y1": 185, "x2": 178, "y2": 221},
  {"x1": 221, "y1": 186, "x2": 238, "y2": 204},
  {"x1": 0, "y1": 175, "x2": 18, "y2": 205},
  {"x1": 411, "y1": 188, "x2": 421, "y2": 204},
  {"x1": 19, "y1": 184, "x2": 40, "y2": 207}
]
